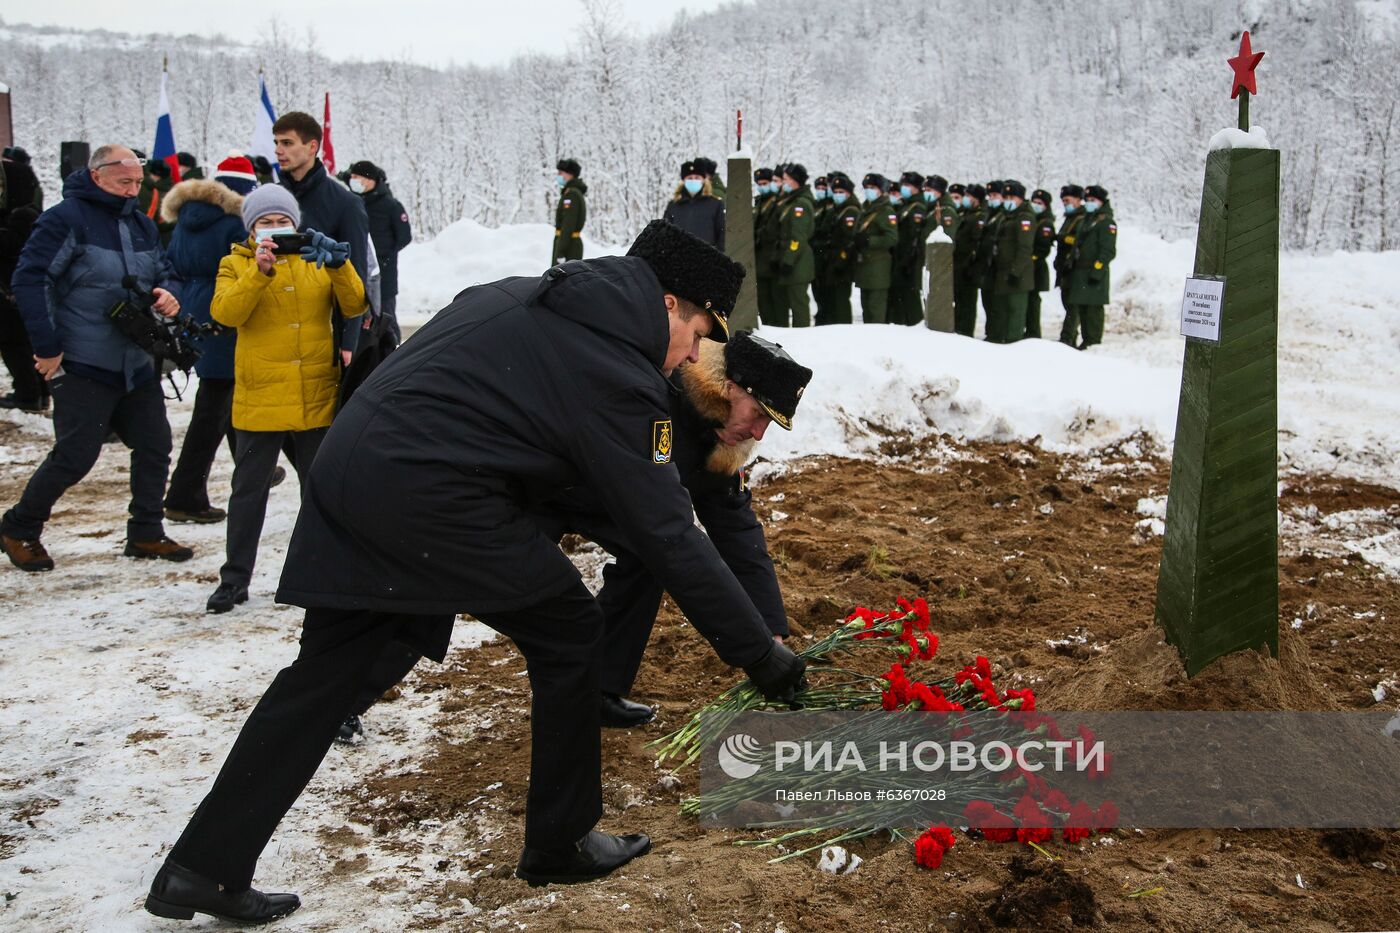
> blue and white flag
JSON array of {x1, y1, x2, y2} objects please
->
[
  {"x1": 250, "y1": 73, "x2": 278, "y2": 179},
  {"x1": 152, "y1": 67, "x2": 180, "y2": 182}
]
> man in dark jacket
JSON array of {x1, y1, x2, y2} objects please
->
[
  {"x1": 952, "y1": 184, "x2": 986, "y2": 337},
  {"x1": 161, "y1": 156, "x2": 257, "y2": 524},
  {"x1": 1, "y1": 145, "x2": 194, "y2": 572},
  {"x1": 552, "y1": 158, "x2": 587, "y2": 264},
  {"x1": 274, "y1": 112, "x2": 372, "y2": 359},
  {"x1": 0, "y1": 206, "x2": 48, "y2": 413},
  {"x1": 348, "y1": 160, "x2": 412, "y2": 342},
  {"x1": 145, "y1": 221, "x2": 808, "y2": 925},
  {"x1": 1026, "y1": 188, "x2": 1057, "y2": 340},
  {"x1": 550, "y1": 331, "x2": 812, "y2": 727},
  {"x1": 662, "y1": 160, "x2": 724, "y2": 247}
]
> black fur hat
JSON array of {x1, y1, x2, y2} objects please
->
[
  {"x1": 1060, "y1": 184, "x2": 1085, "y2": 199},
  {"x1": 1032, "y1": 188, "x2": 1053, "y2": 206},
  {"x1": 556, "y1": 158, "x2": 581, "y2": 177},
  {"x1": 628, "y1": 220, "x2": 744, "y2": 343},
  {"x1": 176, "y1": 151, "x2": 197, "y2": 169},
  {"x1": 1003, "y1": 179, "x2": 1027, "y2": 198},
  {"x1": 694, "y1": 157, "x2": 718, "y2": 176},
  {"x1": 349, "y1": 160, "x2": 386, "y2": 183},
  {"x1": 986, "y1": 180, "x2": 1004, "y2": 195},
  {"x1": 899, "y1": 171, "x2": 924, "y2": 189},
  {"x1": 966, "y1": 183, "x2": 987, "y2": 201},
  {"x1": 828, "y1": 173, "x2": 855, "y2": 193},
  {"x1": 948, "y1": 183, "x2": 965, "y2": 196},
  {"x1": 861, "y1": 173, "x2": 888, "y2": 192},
  {"x1": 681, "y1": 160, "x2": 701, "y2": 178},
  {"x1": 784, "y1": 163, "x2": 809, "y2": 186},
  {"x1": 1084, "y1": 184, "x2": 1109, "y2": 201},
  {"x1": 723, "y1": 331, "x2": 813, "y2": 431},
  {"x1": 148, "y1": 160, "x2": 171, "y2": 179},
  {"x1": 754, "y1": 167, "x2": 774, "y2": 182},
  {"x1": 2, "y1": 146, "x2": 31, "y2": 165},
  {"x1": 251, "y1": 155, "x2": 272, "y2": 174},
  {"x1": 925, "y1": 174, "x2": 949, "y2": 193},
  {"x1": 814, "y1": 175, "x2": 828, "y2": 188}
]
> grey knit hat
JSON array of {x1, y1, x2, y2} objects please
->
[{"x1": 241, "y1": 184, "x2": 301, "y2": 231}]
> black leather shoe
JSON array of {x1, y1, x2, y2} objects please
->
[
  {"x1": 145, "y1": 860, "x2": 300, "y2": 924},
  {"x1": 600, "y1": 692, "x2": 655, "y2": 729},
  {"x1": 515, "y1": 830, "x2": 651, "y2": 886},
  {"x1": 207, "y1": 583, "x2": 249, "y2": 614}
]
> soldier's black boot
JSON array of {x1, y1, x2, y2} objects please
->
[
  {"x1": 144, "y1": 860, "x2": 300, "y2": 924},
  {"x1": 515, "y1": 830, "x2": 651, "y2": 886},
  {"x1": 600, "y1": 692, "x2": 654, "y2": 729}
]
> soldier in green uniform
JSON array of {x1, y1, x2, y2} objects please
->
[
  {"x1": 773, "y1": 164, "x2": 816, "y2": 327},
  {"x1": 1025, "y1": 188, "x2": 1057, "y2": 340},
  {"x1": 753, "y1": 166, "x2": 781, "y2": 325},
  {"x1": 898, "y1": 172, "x2": 936, "y2": 326},
  {"x1": 1054, "y1": 184, "x2": 1086, "y2": 346},
  {"x1": 922, "y1": 174, "x2": 960, "y2": 242},
  {"x1": 975, "y1": 181, "x2": 1006, "y2": 339},
  {"x1": 177, "y1": 152, "x2": 205, "y2": 182},
  {"x1": 1065, "y1": 184, "x2": 1116, "y2": 348},
  {"x1": 816, "y1": 173, "x2": 862, "y2": 325},
  {"x1": 853, "y1": 173, "x2": 899, "y2": 325},
  {"x1": 988, "y1": 180, "x2": 1035, "y2": 343},
  {"x1": 810, "y1": 175, "x2": 833, "y2": 321},
  {"x1": 951, "y1": 183, "x2": 986, "y2": 337},
  {"x1": 551, "y1": 158, "x2": 587, "y2": 265},
  {"x1": 695, "y1": 157, "x2": 725, "y2": 200}
]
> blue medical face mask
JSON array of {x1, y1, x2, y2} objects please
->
[
  {"x1": 257, "y1": 225, "x2": 296, "y2": 241},
  {"x1": 783, "y1": 180, "x2": 798, "y2": 193},
  {"x1": 961, "y1": 196, "x2": 974, "y2": 209},
  {"x1": 1031, "y1": 202, "x2": 1045, "y2": 215},
  {"x1": 899, "y1": 184, "x2": 914, "y2": 199},
  {"x1": 683, "y1": 178, "x2": 703, "y2": 195},
  {"x1": 890, "y1": 192, "x2": 903, "y2": 205},
  {"x1": 1084, "y1": 200, "x2": 1101, "y2": 213},
  {"x1": 987, "y1": 197, "x2": 1002, "y2": 209},
  {"x1": 1004, "y1": 199, "x2": 1018, "y2": 212},
  {"x1": 863, "y1": 188, "x2": 880, "y2": 202},
  {"x1": 832, "y1": 191, "x2": 849, "y2": 204},
  {"x1": 814, "y1": 188, "x2": 828, "y2": 200},
  {"x1": 555, "y1": 175, "x2": 566, "y2": 188},
  {"x1": 1063, "y1": 202, "x2": 1077, "y2": 214},
  {"x1": 923, "y1": 191, "x2": 935, "y2": 202}
]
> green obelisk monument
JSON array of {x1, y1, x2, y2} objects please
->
[{"x1": 1154, "y1": 31, "x2": 1279, "y2": 676}]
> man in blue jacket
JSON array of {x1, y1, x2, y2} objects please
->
[{"x1": 1, "y1": 145, "x2": 194, "y2": 572}]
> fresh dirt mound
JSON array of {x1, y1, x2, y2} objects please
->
[{"x1": 338, "y1": 437, "x2": 1399, "y2": 931}]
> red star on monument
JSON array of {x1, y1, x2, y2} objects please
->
[{"x1": 1229, "y1": 30, "x2": 1265, "y2": 100}]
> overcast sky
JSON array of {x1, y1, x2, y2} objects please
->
[{"x1": 0, "y1": 0, "x2": 734, "y2": 67}]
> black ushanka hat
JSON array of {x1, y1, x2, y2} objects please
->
[
  {"x1": 627, "y1": 220, "x2": 744, "y2": 343},
  {"x1": 556, "y1": 158, "x2": 581, "y2": 176},
  {"x1": 1060, "y1": 184, "x2": 1085, "y2": 199},
  {"x1": 723, "y1": 331, "x2": 814, "y2": 431}
]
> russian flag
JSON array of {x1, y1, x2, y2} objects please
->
[
  {"x1": 152, "y1": 66, "x2": 181, "y2": 183},
  {"x1": 251, "y1": 73, "x2": 278, "y2": 180}
]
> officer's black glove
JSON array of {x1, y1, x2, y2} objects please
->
[
  {"x1": 744, "y1": 640, "x2": 808, "y2": 706},
  {"x1": 1007, "y1": 273, "x2": 1021, "y2": 287}
]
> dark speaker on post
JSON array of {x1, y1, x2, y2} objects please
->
[{"x1": 60, "y1": 141, "x2": 90, "y2": 179}]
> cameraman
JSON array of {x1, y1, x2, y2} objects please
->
[{"x1": 2, "y1": 145, "x2": 194, "y2": 573}]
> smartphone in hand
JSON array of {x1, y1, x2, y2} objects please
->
[{"x1": 271, "y1": 233, "x2": 314, "y2": 255}]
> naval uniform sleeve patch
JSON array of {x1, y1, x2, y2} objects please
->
[{"x1": 653, "y1": 419, "x2": 673, "y2": 464}]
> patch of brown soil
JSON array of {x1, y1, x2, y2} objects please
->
[{"x1": 341, "y1": 438, "x2": 1400, "y2": 931}]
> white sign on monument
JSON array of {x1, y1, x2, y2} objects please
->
[{"x1": 1180, "y1": 276, "x2": 1226, "y2": 342}]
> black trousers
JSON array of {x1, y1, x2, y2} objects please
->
[
  {"x1": 165, "y1": 377, "x2": 235, "y2": 513},
  {"x1": 167, "y1": 583, "x2": 605, "y2": 890},
  {"x1": 220, "y1": 429, "x2": 325, "y2": 587},
  {"x1": 0, "y1": 294, "x2": 48, "y2": 409},
  {"x1": 1, "y1": 371, "x2": 170, "y2": 541},
  {"x1": 596, "y1": 555, "x2": 665, "y2": 697}
]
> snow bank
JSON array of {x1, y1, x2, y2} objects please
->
[{"x1": 397, "y1": 220, "x2": 1400, "y2": 486}]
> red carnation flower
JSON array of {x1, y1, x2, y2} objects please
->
[
  {"x1": 914, "y1": 823, "x2": 956, "y2": 869},
  {"x1": 1095, "y1": 801, "x2": 1120, "y2": 831},
  {"x1": 1062, "y1": 801, "x2": 1096, "y2": 843},
  {"x1": 1013, "y1": 794, "x2": 1054, "y2": 845},
  {"x1": 1001, "y1": 688, "x2": 1036, "y2": 712},
  {"x1": 964, "y1": 802, "x2": 1018, "y2": 843},
  {"x1": 975, "y1": 656, "x2": 993, "y2": 680},
  {"x1": 1042, "y1": 789, "x2": 1072, "y2": 818}
]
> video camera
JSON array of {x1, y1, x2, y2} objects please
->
[{"x1": 107, "y1": 275, "x2": 224, "y2": 376}]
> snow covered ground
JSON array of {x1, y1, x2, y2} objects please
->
[
  {"x1": 1, "y1": 219, "x2": 1397, "y2": 930},
  {"x1": 399, "y1": 220, "x2": 1400, "y2": 485}
]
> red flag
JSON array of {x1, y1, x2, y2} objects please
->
[{"x1": 321, "y1": 91, "x2": 336, "y2": 175}]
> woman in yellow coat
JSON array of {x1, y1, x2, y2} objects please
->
[{"x1": 207, "y1": 184, "x2": 366, "y2": 613}]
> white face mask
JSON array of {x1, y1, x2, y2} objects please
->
[
  {"x1": 257, "y1": 225, "x2": 296, "y2": 240},
  {"x1": 349, "y1": 178, "x2": 367, "y2": 194}
]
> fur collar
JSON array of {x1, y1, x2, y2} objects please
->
[
  {"x1": 161, "y1": 179, "x2": 244, "y2": 223},
  {"x1": 678, "y1": 341, "x2": 756, "y2": 475}
]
